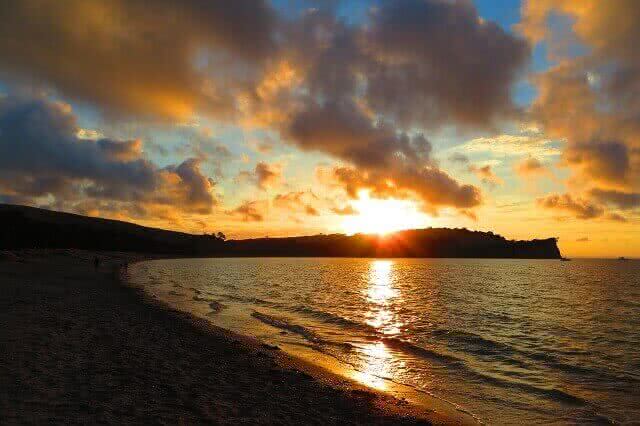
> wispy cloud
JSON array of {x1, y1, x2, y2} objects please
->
[{"x1": 454, "y1": 134, "x2": 562, "y2": 158}]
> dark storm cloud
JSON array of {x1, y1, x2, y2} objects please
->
[
  {"x1": 0, "y1": 96, "x2": 217, "y2": 216},
  {"x1": 0, "y1": 0, "x2": 276, "y2": 119}
]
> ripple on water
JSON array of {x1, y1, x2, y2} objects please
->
[{"x1": 127, "y1": 257, "x2": 640, "y2": 424}]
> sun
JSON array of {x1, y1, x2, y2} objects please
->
[{"x1": 340, "y1": 191, "x2": 428, "y2": 236}]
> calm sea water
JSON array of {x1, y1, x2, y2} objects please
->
[{"x1": 127, "y1": 258, "x2": 640, "y2": 424}]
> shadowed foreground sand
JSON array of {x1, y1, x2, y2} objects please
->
[{"x1": 0, "y1": 250, "x2": 445, "y2": 424}]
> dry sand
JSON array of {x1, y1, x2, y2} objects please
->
[{"x1": 0, "y1": 250, "x2": 450, "y2": 424}]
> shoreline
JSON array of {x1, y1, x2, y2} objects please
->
[
  {"x1": 123, "y1": 257, "x2": 479, "y2": 425},
  {"x1": 0, "y1": 249, "x2": 463, "y2": 424}
]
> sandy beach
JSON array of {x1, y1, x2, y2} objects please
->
[{"x1": 0, "y1": 250, "x2": 451, "y2": 424}]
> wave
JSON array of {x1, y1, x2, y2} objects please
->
[
  {"x1": 251, "y1": 311, "x2": 325, "y2": 344},
  {"x1": 251, "y1": 309, "x2": 588, "y2": 408},
  {"x1": 222, "y1": 294, "x2": 282, "y2": 308},
  {"x1": 290, "y1": 305, "x2": 377, "y2": 332},
  {"x1": 432, "y1": 329, "x2": 519, "y2": 357},
  {"x1": 217, "y1": 287, "x2": 621, "y2": 407},
  {"x1": 381, "y1": 337, "x2": 465, "y2": 366},
  {"x1": 378, "y1": 336, "x2": 586, "y2": 405},
  {"x1": 430, "y1": 328, "x2": 633, "y2": 385},
  {"x1": 227, "y1": 297, "x2": 381, "y2": 335}
]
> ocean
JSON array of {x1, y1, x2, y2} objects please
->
[{"x1": 127, "y1": 258, "x2": 640, "y2": 424}]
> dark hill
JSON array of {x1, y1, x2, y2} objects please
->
[
  {"x1": 0, "y1": 204, "x2": 224, "y2": 255},
  {"x1": 0, "y1": 204, "x2": 561, "y2": 259}
]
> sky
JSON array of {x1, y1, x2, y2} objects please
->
[{"x1": 0, "y1": 0, "x2": 638, "y2": 258}]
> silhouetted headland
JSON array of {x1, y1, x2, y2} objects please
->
[{"x1": 0, "y1": 204, "x2": 561, "y2": 259}]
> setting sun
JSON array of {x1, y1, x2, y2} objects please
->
[{"x1": 341, "y1": 191, "x2": 427, "y2": 235}]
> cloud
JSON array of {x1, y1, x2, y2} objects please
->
[
  {"x1": 331, "y1": 205, "x2": 357, "y2": 216},
  {"x1": 97, "y1": 139, "x2": 143, "y2": 162},
  {"x1": 520, "y1": 1, "x2": 640, "y2": 193},
  {"x1": 468, "y1": 164, "x2": 503, "y2": 187},
  {"x1": 537, "y1": 193, "x2": 604, "y2": 219},
  {"x1": 287, "y1": 101, "x2": 430, "y2": 169},
  {"x1": 0, "y1": 0, "x2": 536, "y2": 225},
  {"x1": 226, "y1": 200, "x2": 265, "y2": 222},
  {"x1": 285, "y1": 100, "x2": 480, "y2": 211},
  {"x1": 363, "y1": 0, "x2": 530, "y2": 128},
  {"x1": 459, "y1": 209, "x2": 478, "y2": 221},
  {"x1": 456, "y1": 134, "x2": 562, "y2": 157},
  {"x1": 331, "y1": 164, "x2": 481, "y2": 211},
  {"x1": 0, "y1": 0, "x2": 276, "y2": 120},
  {"x1": 589, "y1": 188, "x2": 640, "y2": 210},
  {"x1": 255, "y1": 162, "x2": 283, "y2": 190},
  {"x1": 237, "y1": 161, "x2": 283, "y2": 190},
  {"x1": 448, "y1": 153, "x2": 470, "y2": 164},
  {"x1": 274, "y1": 0, "x2": 528, "y2": 131},
  {"x1": 0, "y1": 95, "x2": 217, "y2": 217},
  {"x1": 562, "y1": 141, "x2": 630, "y2": 188},
  {"x1": 576, "y1": 237, "x2": 589, "y2": 242},
  {"x1": 514, "y1": 157, "x2": 548, "y2": 177},
  {"x1": 273, "y1": 191, "x2": 319, "y2": 216},
  {"x1": 537, "y1": 191, "x2": 631, "y2": 223},
  {"x1": 76, "y1": 129, "x2": 104, "y2": 140},
  {"x1": 606, "y1": 213, "x2": 628, "y2": 223},
  {"x1": 160, "y1": 158, "x2": 217, "y2": 214},
  {"x1": 244, "y1": 1, "x2": 530, "y2": 214}
]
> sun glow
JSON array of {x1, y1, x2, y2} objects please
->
[{"x1": 340, "y1": 191, "x2": 427, "y2": 236}]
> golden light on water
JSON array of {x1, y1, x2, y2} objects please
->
[
  {"x1": 367, "y1": 260, "x2": 398, "y2": 303},
  {"x1": 366, "y1": 260, "x2": 402, "y2": 335},
  {"x1": 352, "y1": 341, "x2": 393, "y2": 390},
  {"x1": 352, "y1": 260, "x2": 403, "y2": 390},
  {"x1": 341, "y1": 191, "x2": 427, "y2": 236}
]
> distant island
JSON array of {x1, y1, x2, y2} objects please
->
[{"x1": 0, "y1": 204, "x2": 561, "y2": 259}]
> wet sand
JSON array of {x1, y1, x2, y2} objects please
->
[{"x1": 0, "y1": 250, "x2": 453, "y2": 424}]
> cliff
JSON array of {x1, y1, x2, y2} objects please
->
[{"x1": 225, "y1": 229, "x2": 561, "y2": 259}]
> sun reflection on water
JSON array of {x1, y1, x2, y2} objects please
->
[
  {"x1": 352, "y1": 341, "x2": 393, "y2": 390},
  {"x1": 352, "y1": 260, "x2": 403, "y2": 390},
  {"x1": 367, "y1": 260, "x2": 398, "y2": 303},
  {"x1": 365, "y1": 260, "x2": 402, "y2": 335}
]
